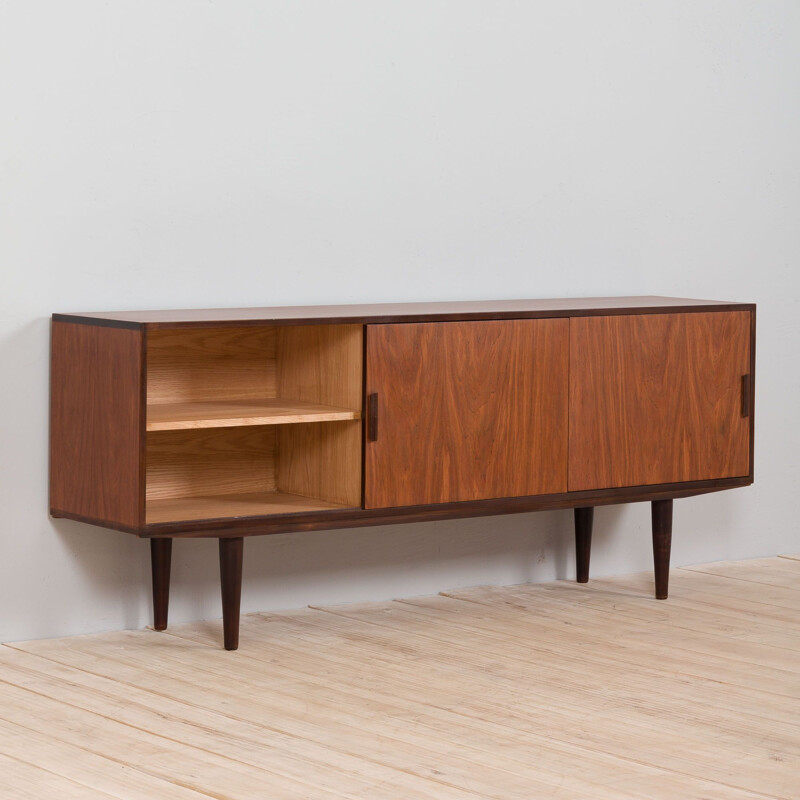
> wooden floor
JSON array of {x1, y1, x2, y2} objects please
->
[{"x1": 2, "y1": 557, "x2": 799, "y2": 799}]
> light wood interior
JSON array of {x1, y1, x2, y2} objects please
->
[
  {"x1": 5, "y1": 557, "x2": 798, "y2": 799},
  {"x1": 147, "y1": 326, "x2": 279, "y2": 404},
  {"x1": 147, "y1": 324, "x2": 362, "y2": 425},
  {"x1": 145, "y1": 324, "x2": 363, "y2": 523},
  {"x1": 145, "y1": 422, "x2": 362, "y2": 523},
  {"x1": 146, "y1": 491, "x2": 348, "y2": 525},
  {"x1": 147, "y1": 428, "x2": 277, "y2": 502},
  {"x1": 146, "y1": 399, "x2": 359, "y2": 432},
  {"x1": 277, "y1": 421, "x2": 363, "y2": 507}
]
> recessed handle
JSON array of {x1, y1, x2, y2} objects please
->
[
  {"x1": 741, "y1": 375, "x2": 751, "y2": 418},
  {"x1": 367, "y1": 392, "x2": 379, "y2": 441}
]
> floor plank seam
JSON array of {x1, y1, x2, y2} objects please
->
[
  {"x1": 303, "y1": 606, "x2": 796, "y2": 790},
  {"x1": 679, "y1": 567, "x2": 800, "y2": 592},
  {"x1": 157, "y1": 642, "x2": 782, "y2": 798},
  {"x1": 0, "y1": 748, "x2": 123, "y2": 800},
  {"x1": 3, "y1": 560, "x2": 797, "y2": 800},
  {"x1": 395, "y1": 600, "x2": 800, "y2": 700},
  {"x1": 5, "y1": 640, "x2": 518, "y2": 800},
  {"x1": 158, "y1": 629, "x2": 647, "y2": 797},
  {"x1": 0, "y1": 670, "x2": 430, "y2": 800},
  {"x1": 0, "y1": 706, "x2": 223, "y2": 800},
  {"x1": 156, "y1": 621, "x2": 762, "y2": 798}
]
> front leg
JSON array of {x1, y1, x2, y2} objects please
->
[
  {"x1": 574, "y1": 507, "x2": 594, "y2": 583},
  {"x1": 651, "y1": 499, "x2": 673, "y2": 599},
  {"x1": 219, "y1": 537, "x2": 244, "y2": 650},
  {"x1": 150, "y1": 538, "x2": 172, "y2": 631}
]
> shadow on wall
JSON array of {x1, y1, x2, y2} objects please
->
[
  {"x1": 47, "y1": 470, "x2": 752, "y2": 638},
  {"x1": 48, "y1": 504, "x2": 617, "y2": 629},
  {"x1": 49, "y1": 517, "x2": 151, "y2": 631}
]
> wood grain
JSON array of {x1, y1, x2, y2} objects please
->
[
  {"x1": 7, "y1": 559, "x2": 796, "y2": 799},
  {"x1": 50, "y1": 320, "x2": 144, "y2": 528},
  {"x1": 274, "y1": 324, "x2": 363, "y2": 506},
  {"x1": 54, "y1": 296, "x2": 753, "y2": 328},
  {"x1": 145, "y1": 476, "x2": 751, "y2": 537},
  {"x1": 277, "y1": 421, "x2": 362, "y2": 507},
  {"x1": 569, "y1": 312, "x2": 751, "y2": 491},
  {"x1": 146, "y1": 491, "x2": 349, "y2": 525},
  {"x1": 277, "y1": 324, "x2": 362, "y2": 410},
  {"x1": 147, "y1": 326, "x2": 277, "y2": 405},
  {"x1": 146, "y1": 427, "x2": 276, "y2": 503},
  {"x1": 145, "y1": 423, "x2": 359, "y2": 523},
  {"x1": 144, "y1": 322, "x2": 363, "y2": 521},
  {"x1": 146, "y1": 399, "x2": 360, "y2": 431},
  {"x1": 365, "y1": 319, "x2": 569, "y2": 508},
  {"x1": 52, "y1": 303, "x2": 755, "y2": 536}
]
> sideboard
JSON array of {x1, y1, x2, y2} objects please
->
[{"x1": 50, "y1": 297, "x2": 755, "y2": 649}]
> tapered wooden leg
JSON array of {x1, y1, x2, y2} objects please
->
[
  {"x1": 574, "y1": 507, "x2": 594, "y2": 583},
  {"x1": 651, "y1": 499, "x2": 673, "y2": 600},
  {"x1": 150, "y1": 538, "x2": 172, "y2": 631},
  {"x1": 219, "y1": 537, "x2": 244, "y2": 651}
]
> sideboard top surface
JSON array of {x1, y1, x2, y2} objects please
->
[{"x1": 53, "y1": 296, "x2": 754, "y2": 330}]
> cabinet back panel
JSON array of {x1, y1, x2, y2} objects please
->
[
  {"x1": 365, "y1": 319, "x2": 569, "y2": 508},
  {"x1": 146, "y1": 427, "x2": 276, "y2": 501},
  {"x1": 147, "y1": 327, "x2": 277, "y2": 404},
  {"x1": 569, "y1": 311, "x2": 751, "y2": 490},
  {"x1": 147, "y1": 324, "x2": 362, "y2": 408}
]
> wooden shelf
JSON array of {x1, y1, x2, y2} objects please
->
[
  {"x1": 146, "y1": 399, "x2": 361, "y2": 432},
  {"x1": 146, "y1": 490, "x2": 353, "y2": 525}
]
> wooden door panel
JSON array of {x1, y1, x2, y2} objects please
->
[
  {"x1": 365, "y1": 319, "x2": 569, "y2": 508},
  {"x1": 569, "y1": 312, "x2": 751, "y2": 491}
]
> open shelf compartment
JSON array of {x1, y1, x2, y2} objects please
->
[
  {"x1": 145, "y1": 324, "x2": 363, "y2": 524},
  {"x1": 146, "y1": 323, "x2": 362, "y2": 429}
]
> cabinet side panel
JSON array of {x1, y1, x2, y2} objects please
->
[
  {"x1": 277, "y1": 324, "x2": 363, "y2": 409},
  {"x1": 569, "y1": 311, "x2": 751, "y2": 491},
  {"x1": 365, "y1": 319, "x2": 569, "y2": 508},
  {"x1": 277, "y1": 420, "x2": 362, "y2": 507},
  {"x1": 50, "y1": 321, "x2": 144, "y2": 528}
]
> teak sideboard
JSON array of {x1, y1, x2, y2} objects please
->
[{"x1": 50, "y1": 297, "x2": 755, "y2": 649}]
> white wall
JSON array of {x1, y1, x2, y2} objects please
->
[{"x1": 1, "y1": 1, "x2": 798, "y2": 642}]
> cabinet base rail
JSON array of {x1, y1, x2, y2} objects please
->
[{"x1": 150, "y1": 498, "x2": 676, "y2": 651}]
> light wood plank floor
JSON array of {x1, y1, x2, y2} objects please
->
[{"x1": 2, "y1": 556, "x2": 799, "y2": 799}]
